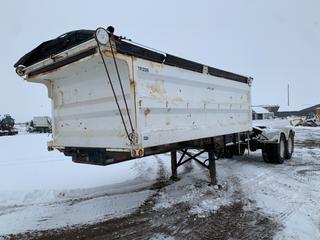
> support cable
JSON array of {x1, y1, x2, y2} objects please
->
[
  {"x1": 108, "y1": 37, "x2": 134, "y2": 133},
  {"x1": 95, "y1": 39, "x2": 133, "y2": 144}
]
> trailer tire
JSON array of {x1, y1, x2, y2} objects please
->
[
  {"x1": 262, "y1": 146, "x2": 271, "y2": 163},
  {"x1": 285, "y1": 132, "x2": 294, "y2": 160},
  {"x1": 271, "y1": 134, "x2": 286, "y2": 164},
  {"x1": 262, "y1": 134, "x2": 286, "y2": 164}
]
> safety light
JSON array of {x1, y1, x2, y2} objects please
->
[{"x1": 95, "y1": 27, "x2": 109, "y2": 45}]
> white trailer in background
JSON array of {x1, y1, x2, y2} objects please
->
[
  {"x1": 15, "y1": 26, "x2": 294, "y2": 184},
  {"x1": 28, "y1": 116, "x2": 51, "y2": 133}
]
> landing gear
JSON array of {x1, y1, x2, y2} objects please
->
[
  {"x1": 170, "y1": 151, "x2": 178, "y2": 181},
  {"x1": 170, "y1": 145, "x2": 218, "y2": 185},
  {"x1": 208, "y1": 148, "x2": 217, "y2": 186}
]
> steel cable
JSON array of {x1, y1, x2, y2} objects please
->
[
  {"x1": 108, "y1": 37, "x2": 134, "y2": 133},
  {"x1": 95, "y1": 39, "x2": 133, "y2": 144}
]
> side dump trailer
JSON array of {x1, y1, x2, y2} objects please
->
[{"x1": 15, "y1": 27, "x2": 294, "y2": 184}]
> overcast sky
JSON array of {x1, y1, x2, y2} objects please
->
[{"x1": 1, "y1": 0, "x2": 319, "y2": 122}]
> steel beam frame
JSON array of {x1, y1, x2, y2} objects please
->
[{"x1": 170, "y1": 143, "x2": 218, "y2": 185}]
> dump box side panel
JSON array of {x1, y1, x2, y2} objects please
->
[
  {"x1": 33, "y1": 52, "x2": 135, "y2": 150},
  {"x1": 133, "y1": 58, "x2": 252, "y2": 148}
]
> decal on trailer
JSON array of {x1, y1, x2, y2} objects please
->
[{"x1": 138, "y1": 66, "x2": 149, "y2": 72}]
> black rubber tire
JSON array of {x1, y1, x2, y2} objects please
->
[
  {"x1": 285, "y1": 132, "x2": 294, "y2": 160},
  {"x1": 262, "y1": 145, "x2": 271, "y2": 163},
  {"x1": 262, "y1": 134, "x2": 286, "y2": 164},
  {"x1": 271, "y1": 134, "x2": 286, "y2": 164}
]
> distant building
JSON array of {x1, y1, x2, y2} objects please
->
[
  {"x1": 275, "y1": 104, "x2": 320, "y2": 118},
  {"x1": 256, "y1": 105, "x2": 280, "y2": 114},
  {"x1": 252, "y1": 106, "x2": 274, "y2": 120}
]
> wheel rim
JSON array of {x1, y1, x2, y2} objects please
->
[
  {"x1": 287, "y1": 137, "x2": 293, "y2": 154},
  {"x1": 280, "y1": 138, "x2": 285, "y2": 159}
]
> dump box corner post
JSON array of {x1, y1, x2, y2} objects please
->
[
  {"x1": 170, "y1": 150, "x2": 178, "y2": 180},
  {"x1": 207, "y1": 146, "x2": 217, "y2": 186}
]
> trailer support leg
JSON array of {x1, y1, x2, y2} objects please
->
[
  {"x1": 170, "y1": 150, "x2": 178, "y2": 180},
  {"x1": 208, "y1": 148, "x2": 217, "y2": 185},
  {"x1": 169, "y1": 148, "x2": 219, "y2": 186}
]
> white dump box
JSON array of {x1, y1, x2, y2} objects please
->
[{"x1": 15, "y1": 29, "x2": 253, "y2": 164}]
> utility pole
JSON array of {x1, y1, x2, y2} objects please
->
[{"x1": 287, "y1": 84, "x2": 290, "y2": 106}]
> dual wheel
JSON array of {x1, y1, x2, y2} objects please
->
[{"x1": 262, "y1": 132, "x2": 294, "y2": 164}]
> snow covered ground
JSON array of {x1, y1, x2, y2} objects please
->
[
  {"x1": 0, "y1": 133, "x2": 160, "y2": 236},
  {"x1": 0, "y1": 119, "x2": 320, "y2": 239}
]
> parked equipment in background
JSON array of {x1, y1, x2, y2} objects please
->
[
  {"x1": 290, "y1": 107, "x2": 320, "y2": 127},
  {"x1": 0, "y1": 114, "x2": 18, "y2": 136},
  {"x1": 27, "y1": 116, "x2": 52, "y2": 133},
  {"x1": 290, "y1": 117, "x2": 320, "y2": 127},
  {"x1": 15, "y1": 26, "x2": 295, "y2": 184}
]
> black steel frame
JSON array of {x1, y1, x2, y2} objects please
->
[{"x1": 171, "y1": 147, "x2": 218, "y2": 185}]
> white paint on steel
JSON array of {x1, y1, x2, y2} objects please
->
[
  {"x1": 24, "y1": 40, "x2": 253, "y2": 152},
  {"x1": 133, "y1": 57, "x2": 252, "y2": 148}
]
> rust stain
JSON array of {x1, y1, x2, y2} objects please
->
[
  {"x1": 165, "y1": 121, "x2": 171, "y2": 126},
  {"x1": 131, "y1": 56, "x2": 138, "y2": 62},
  {"x1": 143, "y1": 108, "x2": 151, "y2": 128},
  {"x1": 130, "y1": 80, "x2": 136, "y2": 87},
  {"x1": 147, "y1": 82, "x2": 166, "y2": 97},
  {"x1": 130, "y1": 79, "x2": 136, "y2": 100},
  {"x1": 28, "y1": 53, "x2": 96, "y2": 79},
  {"x1": 51, "y1": 55, "x2": 64, "y2": 62},
  {"x1": 150, "y1": 83, "x2": 161, "y2": 93},
  {"x1": 144, "y1": 108, "x2": 151, "y2": 116}
]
